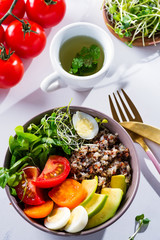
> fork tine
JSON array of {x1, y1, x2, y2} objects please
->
[
  {"x1": 121, "y1": 89, "x2": 143, "y2": 122},
  {"x1": 117, "y1": 90, "x2": 134, "y2": 121},
  {"x1": 113, "y1": 92, "x2": 127, "y2": 121},
  {"x1": 109, "y1": 95, "x2": 120, "y2": 122}
]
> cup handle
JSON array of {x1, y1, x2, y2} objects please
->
[{"x1": 40, "y1": 72, "x2": 65, "y2": 92}]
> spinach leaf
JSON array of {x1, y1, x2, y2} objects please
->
[
  {"x1": 1, "y1": 105, "x2": 86, "y2": 189},
  {"x1": 0, "y1": 156, "x2": 31, "y2": 189}
]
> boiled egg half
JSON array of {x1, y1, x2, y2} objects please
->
[{"x1": 72, "y1": 111, "x2": 99, "y2": 140}]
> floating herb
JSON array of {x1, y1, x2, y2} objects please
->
[{"x1": 69, "y1": 44, "x2": 101, "y2": 76}]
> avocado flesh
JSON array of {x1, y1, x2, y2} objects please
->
[
  {"x1": 85, "y1": 188, "x2": 123, "y2": 229},
  {"x1": 84, "y1": 193, "x2": 108, "y2": 218},
  {"x1": 110, "y1": 175, "x2": 127, "y2": 194},
  {"x1": 81, "y1": 176, "x2": 98, "y2": 207}
]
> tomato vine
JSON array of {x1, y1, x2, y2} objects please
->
[{"x1": 0, "y1": 0, "x2": 19, "y2": 25}]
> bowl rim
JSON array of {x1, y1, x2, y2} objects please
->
[{"x1": 4, "y1": 106, "x2": 140, "y2": 236}]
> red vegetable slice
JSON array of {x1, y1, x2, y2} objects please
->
[
  {"x1": 15, "y1": 166, "x2": 45, "y2": 205},
  {"x1": 32, "y1": 155, "x2": 70, "y2": 188}
]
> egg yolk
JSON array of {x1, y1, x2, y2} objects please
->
[{"x1": 76, "y1": 118, "x2": 94, "y2": 137}]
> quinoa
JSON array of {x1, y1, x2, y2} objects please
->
[{"x1": 69, "y1": 128, "x2": 131, "y2": 192}]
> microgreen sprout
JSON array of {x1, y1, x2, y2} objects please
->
[
  {"x1": 128, "y1": 214, "x2": 150, "y2": 240},
  {"x1": 104, "y1": 0, "x2": 160, "y2": 46}
]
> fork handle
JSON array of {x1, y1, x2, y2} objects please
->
[{"x1": 145, "y1": 149, "x2": 160, "y2": 174}]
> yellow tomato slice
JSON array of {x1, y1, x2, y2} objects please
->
[
  {"x1": 24, "y1": 200, "x2": 54, "y2": 219},
  {"x1": 48, "y1": 179, "x2": 87, "y2": 209}
]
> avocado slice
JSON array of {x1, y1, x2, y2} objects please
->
[
  {"x1": 85, "y1": 188, "x2": 123, "y2": 229},
  {"x1": 84, "y1": 193, "x2": 108, "y2": 218},
  {"x1": 81, "y1": 176, "x2": 98, "y2": 207},
  {"x1": 110, "y1": 175, "x2": 127, "y2": 194}
]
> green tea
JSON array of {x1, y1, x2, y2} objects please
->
[{"x1": 59, "y1": 36, "x2": 104, "y2": 76}]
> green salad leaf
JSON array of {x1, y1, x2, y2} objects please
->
[
  {"x1": 0, "y1": 156, "x2": 31, "y2": 189},
  {"x1": 0, "y1": 106, "x2": 86, "y2": 190},
  {"x1": 0, "y1": 104, "x2": 109, "y2": 191}
]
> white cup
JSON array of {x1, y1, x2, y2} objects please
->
[{"x1": 40, "y1": 22, "x2": 114, "y2": 92}]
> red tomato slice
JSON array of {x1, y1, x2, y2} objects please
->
[
  {"x1": 15, "y1": 166, "x2": 45, "y2": 205},
  {"x1": 32, "y1": 155, "x2": 70, "y2": 188}
]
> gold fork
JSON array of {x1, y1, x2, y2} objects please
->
[{"x1": 109, "y1": 89, "x2": 160, "y2": 174}]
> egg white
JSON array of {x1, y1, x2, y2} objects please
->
[
  {"x1": 44, "y1": 207, "x2": 70, "y2": 230},
  {"x1": 72, "y1": 111, "x2": 99, "y2": 140},
  {"x1": 64, "y1": 206, "x2": 88, "y2": 233}
]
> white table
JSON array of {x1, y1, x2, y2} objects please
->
[{"x1": 0, "y1": 0, "x2": 160, "y2": 239}]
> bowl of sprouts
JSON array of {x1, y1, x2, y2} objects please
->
[
  {"x1": 2, "y1": 105, "x2": 140, "y2": 235},
  {"x1": 103, "y1": 0, "x2": 160, "y2": 47}
]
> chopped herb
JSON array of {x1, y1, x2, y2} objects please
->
[
  {"x1": 69, "y1": 45, "x2": 101, "y2": 76},
  {"x1": 128, "y1": 214, "x2": 150, "y2": 240}
]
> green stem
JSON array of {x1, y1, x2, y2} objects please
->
[
  {"x1": 128, "y1": 220, "x2": 143, "y2": 240},
  {"x1": 9, "y1": 12, "x2": 24, "y2": 24},
  {"x1": 0, "y1": 1, "x2": 36, "y2": 37},
  {"x1": 44, "y1": 0, "x2": 57, "y2": 5},
  {"x1": 0, "y1": 44, "x2": 14, "y2": 61},
  {"x1": 0, "y1": 0, "x2": 19, "y2": 25}
]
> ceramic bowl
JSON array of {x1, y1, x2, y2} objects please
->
[{"x1": 4, "y1": 106, "x2": 140, "y2": 236}]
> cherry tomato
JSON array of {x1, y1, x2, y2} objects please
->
[
  {"x1": 0, "y1": 45, "x2": 24, "y2": 88},
  {"x1": 48, "y1": 179, "x2": 87, "y2": 209},
  {"x1": 26, "y1": 0, "x2": 66, "y2": 28},
  {"x1": 5, "y1": 19, "x2": 46, "y2": 58},
  {"x1": 15, "y1": 166, "x2": 45, "y2": 205},
  {"x1": 0, "y1": 0, "x2": 25, "y2": 25},
  {"x1": 0, "y1": 25, "x2": 4, "y2": 43},
  {"x1": 32, "y1": 155, "x2": 70, "y2": 188}
]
